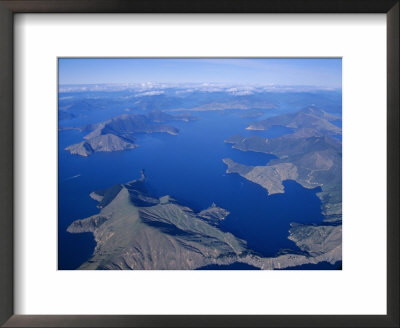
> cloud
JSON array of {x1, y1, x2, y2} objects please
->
[
  {"x1": 226, "y1": 87, "x2": 255, "y2": 96},
  {"x1": 58, "y1": 82, "x2": 339, "y2": 94},
  {"x1": 134, "y1": 90, "x2": 165, "y2": 97}
]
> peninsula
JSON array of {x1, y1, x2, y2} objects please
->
[
  {"x1": 224, "y1": 107, "x2": 342, "y2": 222},
  {"x1": 246, "y1": 106, "x2": 341, "y2": 136},
  {"x1": 67, "y1": 172, "x2": 342, "y2": 270},
  {"x1": 65, "y1": 111, "x2": 194, "y2": 157}
]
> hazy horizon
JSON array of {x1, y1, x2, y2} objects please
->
[{"x1": 59, "y1": 58, "x2": 342, "y2": 89}]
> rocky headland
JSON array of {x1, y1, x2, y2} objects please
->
[
  {"x1": 224, "y1": 107, "x2": 342, "y2": 223},
  {"x1": 64, "y1": 111, "x2": 194, "y2": 157},
  {"x1": 67, "y1": 172, "x2": 341, "y2": 270}
]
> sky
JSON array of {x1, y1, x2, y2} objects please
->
[{"x1": 58, "y1": 58, "x2": 342, "y2": 89}]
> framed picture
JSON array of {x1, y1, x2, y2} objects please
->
[
  {"x1": 0, "y1": 0, "x2": 398, "y2": 327},
  {"x1": 57, "y1": 57, "x2": 343, "y2": 271}
]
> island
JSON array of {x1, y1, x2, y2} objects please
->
[
  {"x1": 67, "y1": 171, "x2": 342, "y2": 270},
  {"x1": 146, "y1": 110, "x2": 199, "y2": 122},
  {"x1": 187, "y1": 100, "x2": 277, "y2": 111},
  {"x1": 64, "y1": 110, "x2": 196, "y2": 157}
]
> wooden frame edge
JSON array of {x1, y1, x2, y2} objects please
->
[
  {"x1": 0, "y1": 0, "x2": 14, "y2": 327},
  {"x1": 0, "y1": 1, "x2": 398, "y2": 327}
]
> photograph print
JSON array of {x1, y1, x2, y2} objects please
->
[{"x1": 58, "y1": 58, "x2": 342, "y2": 270}]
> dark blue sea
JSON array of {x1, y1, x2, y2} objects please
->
[{"x1": 59, "y1": 109, "x2": 327, "y2": 270}]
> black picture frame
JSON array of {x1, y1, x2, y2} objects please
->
[{"x1": 0, "y1": 1, "x2": 398, "y2": 327}]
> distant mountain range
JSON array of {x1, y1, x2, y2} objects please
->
[{"x1": 58, "y1": 85, "x2": 342, "y2": 116}]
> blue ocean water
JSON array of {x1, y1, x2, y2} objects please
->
[
  {"x1": 58, "y1": 110, "x2": 325, "y2": 269},
  {"x1": 276, "y1": 261, "x2": 342, "y2": 270},
  {"x1": 197, "y1": 261, "x2": 342, "y2": 270},
  {"x1": 197, "y1": 263, "x2": 260, "y2": 270}
]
